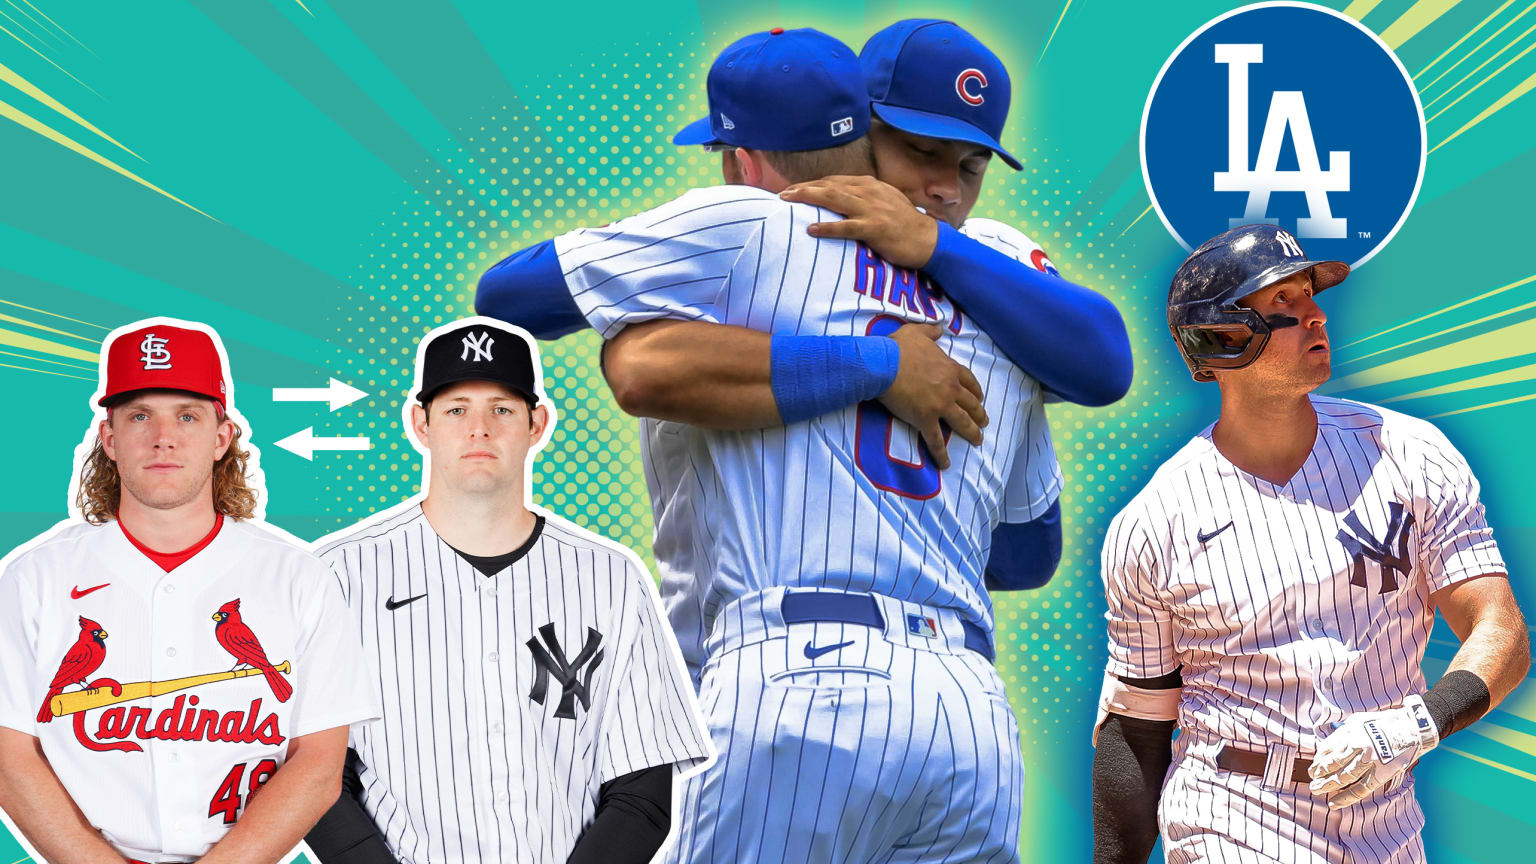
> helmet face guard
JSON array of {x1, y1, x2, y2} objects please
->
[{"x1": 1173, "y1": 312, "x2": 1272, "y2": 382}]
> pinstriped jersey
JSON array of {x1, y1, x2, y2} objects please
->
[
  {"x1": 554, "y1": 186, "x2": 1062, "y2": 671},
  {"x1": 316, "y1": 503, "x2": 711, "y2": 864},
  {"x1": 1100, "y1": 396, "x2": 1505, "y2": 750}
]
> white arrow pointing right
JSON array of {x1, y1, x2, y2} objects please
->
[
  {"x1": 273, "y1": 427, "x2": 371, "y2": 461},
  {"x1": 272, "y1": 378, "x2": 370, "y2": 411}
]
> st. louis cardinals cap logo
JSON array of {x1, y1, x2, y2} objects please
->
[
  {"x1": 955, "y1": 68, "x2": 987, "y2": 105},
  {"x1": 139, "y1": 333, "x2": 172, "y2": 370},
  {"x1": 1141, "y1": 2, "x2": 1424, "y2": 269}
]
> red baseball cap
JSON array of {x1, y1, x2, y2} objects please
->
[{"x1": 98, "y1": 324, "x2": 228, "y2": 410}]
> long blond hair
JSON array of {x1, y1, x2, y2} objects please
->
[{"x1": 74, "y1": 421, "x2": 259, "y2": 525}]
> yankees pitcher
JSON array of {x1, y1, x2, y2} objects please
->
[
  {"x1": 304, "y1": 318, "x2": 711, "y2": 864},
  {"x1": 1092, "y1": 226, "x2": 1529, "y2": 863}
]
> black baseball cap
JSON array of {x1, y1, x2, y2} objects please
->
[{"x1": 414, "y1": 322, "x2": 539, "y2": 406}]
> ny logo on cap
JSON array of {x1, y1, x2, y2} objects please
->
[
  {"x1": 1275, "y1": 229, "x2": 1304, "y2": 258},
  {"x1": 955, "y1": 68, "x2": 987, "y2": 105},
  {"x1": 1338, "y1": 501, "x2": 1414, "y2": 594},
  {"x1": 461, "y1": 331, "x2": 495, "y2": 362},
  {"x1": 139, "y1": 334, "x2": 172, "y2": 370},
  {"x1": 527, "y1": 623, "x2": 605, "y2": 720}
]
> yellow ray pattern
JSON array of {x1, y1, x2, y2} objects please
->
[
  {"x1": 1380, "y1": 0, "x2": 1464, "y2": 49},
  {"x1": 17, "y1": 0, "x2": 92, "y2": 55},
  {"x1": 0, "y1": 347, "x2": 93, "y2": 372},
  {"x1": 1424, "y1": 19, "x2": 1536, "y2": 112},
  {"x1": 1441, "y1": 746, "x2": 1536, "y2": 782},
  {"x1": 1119, "y1": 203, "x2": 1154, "y2": 238},
  {"x1": 0, "y1": 298, "x2": 108, "y2": 331},
  {"x1": 0, "y1": 326, "x2": 98, "y2": 363},
  {"x1": 0, "y1": 61, "x2": 139, "y2": 158},
  {"x1": 1379, "y1": 360, "x2": 1536, "y2": 402},
  {"x1": 0, "y1": 311, "x2": 98, "y2": 343},
  {"x1": 0, "y1": 21, "x2": 96, "y2": 97},
  {"x1": 1432, "y1": 67, "x2": 1536, "y2": 151},
  {"x1": 1339, "y1": 274, "x2": 1536, "y2": 349},
  {"x1": 0, "y1": 360, "x2": 94, "y2": 382},
  {"x1": 0, "y1": 6, "x2": 51, "y2": 49},
  {"x1": 1415, "y1": 1, "x2": 1515, "y2": 78},
  {"x1": 1343, "y1": 0, "x2": 1387, "y2": 20},
  {"x1": 1427, "y1": 391, "x2": 1536, "y2": 417},
  {"x1": 0, "y1": 97, "x2": 211, "y2": 218},
  {"x1": 1332, "y1": 314, "x2": 1536, "y2": 390},
  {"x1": 1420, "y1": 2, "x2": 1535, "y2": 93},
  {"x1": 1037, "y1": 1, "x2": 1073, "y2": 63}
]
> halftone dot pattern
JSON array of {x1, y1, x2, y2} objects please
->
[{"x1": 327, "y1": 31, "x2": 1181, "y2": 762}]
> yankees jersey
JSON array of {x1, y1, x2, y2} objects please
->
[
  {"x1": 554, "y1": 186, "x2": 1061, "y2": 672},
  {"x1": 1101, "y1": 395, "x2": 1506, "y2": 751},
  {"x1": 0, "y1": 518, "x2": 380, "y2": 862},
  {"x1": 316, "y1": 503, "x2": 711, "y2": 864}
]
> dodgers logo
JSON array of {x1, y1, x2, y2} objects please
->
[{"x1": 1140, "y1": 2, "x2": 1424, "y2": 269}]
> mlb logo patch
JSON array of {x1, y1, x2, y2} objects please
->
[
  {"x1": 906, "y1": 614, "x2": 938, "y2": 639},
  {"x1": 830, "y1": 116, "x2": 854, "y2": 137}
]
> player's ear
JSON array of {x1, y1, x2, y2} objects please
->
[
  {"x1": 98, "y1": 416, "x2": 116, "y2": 461},
  {"x1": 410, "y1": 403, "x2": 429, "y2": 448},
  {"x1": 212, "y1": 412, "x2": 236, "y2": 460},
  {"x1": 528, "y1": 403, "x2": 550, "y2": 448},
  {"x1": 721, "y1": 149, "x2": 745, "y2": 185}
]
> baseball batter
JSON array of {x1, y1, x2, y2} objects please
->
[
  {"x1": 476, "y1": 23, "x2": 1125, "y2": 864},
  {"x1": 1092, "y1": 225, "x2": 1530, "y2": 863},
  {"x1": 303, "y1": 318, "x2": 710, "y2": 864},
  {"x1": 0, "y1": 319, "x2": 380, "y2": 864}
]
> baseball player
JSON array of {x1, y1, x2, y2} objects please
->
[
  {"x1": 474, "y1": 24, "x2": 1121, "y2": 864},
  {"x1": 302, "y1": 318, "x2": 711, "y2": 864},
  {"x1": 0, "y1": 319, "x2": 381, "y2": 864},
  {"x1": 1092, "y1": 225, "x2": 1530, "y2": 863}
]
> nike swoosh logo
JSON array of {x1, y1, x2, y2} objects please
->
[
  {"x1": 1197, "y1": 521, "x2": 1235, "y2": 544},
  {"x1": 803, "y1": 640, "x2": 855, "y2": 660},
  {"x1": 385, "y1": 593, "x2": 427, "y2": 611},
  {"x1": 70, "y1": 583, "x2": 109, "y2": 599}
]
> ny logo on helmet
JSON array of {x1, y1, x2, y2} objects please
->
[
  {"x1": 1338, "y1": 502, "x2": 1414, "y2": 594},
  {"x1": 460, "y1": 331, "x2": 494, "y2": 362},
  {"x1": 139, "y1": 334, "x2": 172, "y2": 370},
  {"x1": 1212, "y1": 44, "x2": 1349, "y2": 240}
]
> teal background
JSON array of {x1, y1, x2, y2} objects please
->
[{"x1": 1, "y1": 0, "x2": 1532, "y2": 860}]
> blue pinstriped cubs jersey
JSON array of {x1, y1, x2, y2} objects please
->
[{"x1": 553, "y1": 186, "x2": 1062, "y2": 670}]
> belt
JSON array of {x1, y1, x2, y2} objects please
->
[
  {"x1": 1215, "y1": 744, "x2": 1314, "y2": 784},
  {"x1": 779, "y1": 591, "x2": 994, "y2": 661}
]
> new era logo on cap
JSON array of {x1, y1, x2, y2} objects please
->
[{"x1": 721, "y1": 113, "x2": 735, "y2": 130}]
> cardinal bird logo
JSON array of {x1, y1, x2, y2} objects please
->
[
  {"x1": 212, "y1": 599, "x2": 292, "y2": 703},
  {"x1": 39, "y1": 617, "x2": 108, "y2": 723}
]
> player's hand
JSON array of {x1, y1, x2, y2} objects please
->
[
  {"x1": 779, "y1": 175, "x2": 940, "y2": 269},
  {"x1": 878, "y1": 323, "x2": 987, "y2": 470},
  {"x1": 1308, "y1": 695, "x2": 1438, "y2": 808}
]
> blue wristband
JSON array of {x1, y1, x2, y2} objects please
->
[{"x1": 769, "y1": 334, "x2": 900, "y2": 424}]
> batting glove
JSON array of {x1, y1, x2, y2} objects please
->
[{"x1": 1308, "y1": 695, "x2": 1438, "y2": 808}]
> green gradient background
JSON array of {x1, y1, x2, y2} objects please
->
[{"x1": 1, "y1": 1, "x2": 1532, "y2": 861}]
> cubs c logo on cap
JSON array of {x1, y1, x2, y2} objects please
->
[{"x1": 955, "y1": 68, "x2": 987, "y2": 105}]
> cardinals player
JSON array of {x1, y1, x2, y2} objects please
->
[
  {"x1": 214, "y1": 600, "x2": 294, "y2": 703},
  {"x1": 0, "y1": 318, "x2": 380, "y2": 864},
  {"x1": 37, "y1": 618, "x2": 109, "y2": 724}
]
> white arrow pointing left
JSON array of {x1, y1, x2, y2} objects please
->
[
  {"x1": 273, "y1": 378, "x2": 370, "y2": 411},
  {"x1": 273, "y1": 427, "x2": 371, "y2": 461}
]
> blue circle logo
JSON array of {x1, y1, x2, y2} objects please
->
[{"x1": 1141, "y1": 2, "x2": 1425, "y2": 269}]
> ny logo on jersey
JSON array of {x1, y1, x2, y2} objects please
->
[
  {"x1": 1211, "y1": 44, "x2": 1350, "y2": 239},
  {"x1": 460, "y1": 331, "x2": 494, "y2": 362},
  {"x1": 1338, "y1": 502, "x2": 1415, "y2": 594},
  {"x1": 139, "y1": 334, "x2": 172, "y2": 370},
  {"x1": 526, "y1": 623, "x2": 604, "y2": 720}
]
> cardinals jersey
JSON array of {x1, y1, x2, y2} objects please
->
[
  {"x1": 316, "y1": 503, "x2": 712, "y2": 864},
  {"x1": 0, "y1": 518, "x2": 381, "y2": 862},
  {"x1": 553, "y1": 186, "x2": 1061, "y2": 673}
]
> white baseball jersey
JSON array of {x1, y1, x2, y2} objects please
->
[
  {"x1": 1101, "y1": 395, "x2": 1506, "y2": 862},
  {"x1": 554, "y1": 186, "x2": 1062, "y2": 676},
  {"x1": 0, "y1": 518, "x2": 380, "y2": 862},
  {"x1": 316, "y1": 503, "x2": 711, "y2": 864}
]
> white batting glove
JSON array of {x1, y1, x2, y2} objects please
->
[{"x1": 1309, "y1": 695, "x2": 1438, "y2": 808}]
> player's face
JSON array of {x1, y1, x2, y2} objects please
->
[
  {"x1": 100, "y1": 391, "x2": 233, "y2": 512},
  {"x1": 415, "y1": 380, "x2": 549, "y2": 494},
  {"x1": 868, "y1": 122, "x2": 992, "y2": 228},
  {"x1": 1227, "y1": 271, "x2": 1330, "y2": 392}
]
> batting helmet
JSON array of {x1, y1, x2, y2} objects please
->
[{"x1": 1168, "y1": 224, "x2": 1348, "y2": 382}]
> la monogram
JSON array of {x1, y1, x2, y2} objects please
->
[{"x1": 526, "y1": 623, "x2": 604, "y2": 720}]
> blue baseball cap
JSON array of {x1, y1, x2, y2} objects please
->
[
  {"x1": 860, "y1": 19, "x2": 1021, "y2": 170},
  {"x1": 674, "y1": 27, "x2": 870, "y2": 152}
]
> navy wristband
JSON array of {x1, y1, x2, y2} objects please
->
[{"x1": 770, "y1": 334, "x2": 900, "y2": 424}]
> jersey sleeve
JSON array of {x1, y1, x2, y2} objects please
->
[
  {"x1": 553, "y1": 187, "x2": 778, "y2": 338},
  {"x1": 999, "y1": 395, "x2": 1063, "y2": 523},
  {"x1": 287, "y1": 555, "x2": 382, "y2": 739},
  {"x1": 597, "y1": 561, "x2": 712, "y2": 784},
  {"x1": 1101, "y1": 509, "x2": 1180, "y2": 679},
  {"x1": 0, "y1": 561, "x2": 39, "y2": 734},
  {"x1": 1415, "y1": 424, "x2": 1506, "y2": 592}
]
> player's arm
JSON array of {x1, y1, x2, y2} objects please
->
[
  {"x1": 984, "y1": 501, "x2": 1062, "y2": 591},
  {"x1": 0, "y1": 728, "x2": 129, "y2": 863},
  {"x1": 1428, "y1": 575, "x2": 1529, "y2": 732},
  {"x1": 565, "y1": 764, "x2": 672, "y2": 864},
  {"x1": 303, "y1": 749, "x2": 396, "y2": 864},
  {"x1": 475, "y1": 239, "x2": 590, "y2": 340},
  {"x1": 602, "y1": 318, "x2": 987, "y2": 469},
  {"x1": 780, "y1": 176, "x2": 1133, "y2": 406},
  {"x1": 198, "y1": 726, "x2": 349, "y2": 864}
]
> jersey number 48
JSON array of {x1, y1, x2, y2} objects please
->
[{"x1": 209, "y1": 758, "x2": 278, "y2": 824}]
